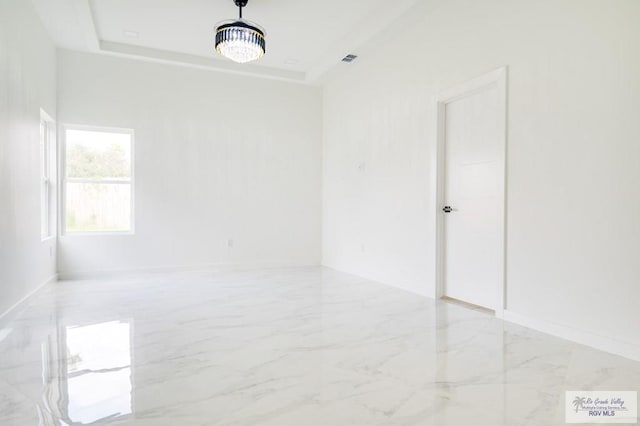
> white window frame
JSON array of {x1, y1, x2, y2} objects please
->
[
  {"x1": 40, "y1": 109, "x2": 56, "y2": 241},
  {"x1": 61, "y1": 124, "x2": 135, "y2": 236}
]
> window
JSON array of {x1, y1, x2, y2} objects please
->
[
  {"x1": 63, "y1": 126, "x2": 134, "y2": 234},
  {"x1": 40, "y1": 110, "x2": 55, "y2": 240}
]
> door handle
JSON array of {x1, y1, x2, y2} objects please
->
[{"x1": 443, "y1": 206, "x2": 453, "y2": 213}]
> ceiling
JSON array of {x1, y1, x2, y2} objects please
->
[{"x1": 31, "y1": 0, "x2": 420, "y2": 83}]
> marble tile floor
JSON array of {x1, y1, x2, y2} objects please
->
[{"x1": 0, "y1": 267, "x2": 638, "y2": 425}]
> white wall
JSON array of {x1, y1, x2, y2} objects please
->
[
  {"x1": 57, "y1": 50, "x2": 322, "y2": 276},
  {"x1": 323, "y1": 0, "x2": 640, "y2": 353},
  {"x1": 0, "y1": 0, "x2": 57, "y2": 317}
]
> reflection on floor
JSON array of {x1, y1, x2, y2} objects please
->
[
  {"x1": 65, "y1": 321, "x2": 133, "y2": 423},
  {"x1": 0, "y1": 267, "x2": 638, "y2": 425}
]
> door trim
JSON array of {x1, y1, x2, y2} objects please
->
[{"x1": 434, "y1": 67, "x2": 508, "y2": 318}]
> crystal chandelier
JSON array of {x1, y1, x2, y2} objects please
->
[{"x1": 215, "y1": 0, "x2": 265, "y2": 64}]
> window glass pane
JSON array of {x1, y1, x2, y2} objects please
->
[
  {"x1": 41, "y1": 181, "x2": 49, "y2": 237},
  {"x1": 66, "y1": 183, "x2": 131, "y2": 232},
  {"x1": 66, "y1": 129, "x2": 131, "y2": 180},
  {"x1": 40, "y1": 118, "x2": 53, "y2": 239}
]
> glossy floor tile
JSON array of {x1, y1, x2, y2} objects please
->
[{"x1": 0, "y1": 267, "x2": 638, "y2": 425}]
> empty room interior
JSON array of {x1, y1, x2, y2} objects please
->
[{"x1": 1, "y1": 0, "x2": 640, "y2": 424}]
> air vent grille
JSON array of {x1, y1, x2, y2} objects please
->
[{"x1": 341, "y1": 54, "x2": 358, "y2": 63}]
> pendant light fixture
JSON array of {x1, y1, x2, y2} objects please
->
[{"x1": 215, "y1": 0, "x2": 266, "y2": 64}]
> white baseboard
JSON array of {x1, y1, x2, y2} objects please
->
[
  {"x1": 57, "y1": 262, "x2": 320, "y2": 281},
  {"x1": 0, "y1": 274, "x2": 58, "y2": 324},
  {"x1": 503, "y1": 310, "x2": 640, "y2": 362}
]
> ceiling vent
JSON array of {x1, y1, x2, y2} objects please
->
[{"x1": 341, "y1": 54, "x2": 358, "y2": 63}]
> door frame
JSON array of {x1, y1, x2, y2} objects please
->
[{"x1": 434, "y1": 67, "x2": 508, "y2": 318}]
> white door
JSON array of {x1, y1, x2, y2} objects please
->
[{"x1": 442, "y1": 75, "x2": 505, "y2": 311}]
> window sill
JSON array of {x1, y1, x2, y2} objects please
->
[{"x1": 62, "y1": 231, "x2": 135, "y2": 237}]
